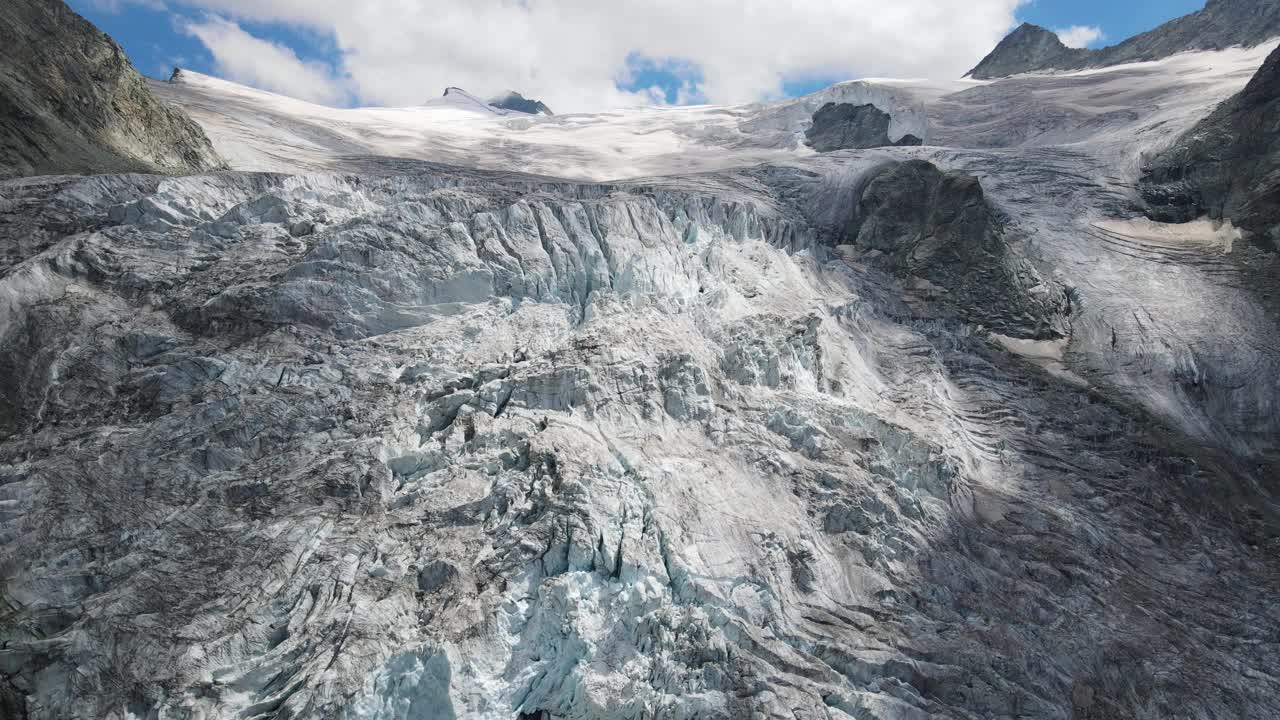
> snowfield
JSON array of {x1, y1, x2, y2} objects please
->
[
  {"x1": 152, "y1": 69, "x2": 936, "y2": 180},
  {"x1": 151, "y1": 43, "x2": 1273, "y2": 182}
]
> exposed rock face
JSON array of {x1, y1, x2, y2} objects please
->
[
  {"x1": 1141, "y1": 43, "x2": 1280, "y2": 247},
  {"x1": 845, "y1": 159, "x2": 1068, "y2": 338},
  {"x1": 965, "y1": 24, "x2": 1088, "y2": 81},
  {"x1": 489, "y1": 90, "x2": 555, "y2": 116},
  {"x1": 968, "y1": 0, "x2": 1280, "y2": 79},
  {"x1": 0, "y1": 0, "x2": 224, "y2": 178},
  {"x1": 804, "y1": 103, "x2": 924, "y2": 152}
]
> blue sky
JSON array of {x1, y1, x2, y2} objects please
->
[
  {"x1": 69, "y1": 0, "x2": 1209, "y2": 108},
  {"x1": 69, "y1": 2, "x2": 325, "y2": 80}
]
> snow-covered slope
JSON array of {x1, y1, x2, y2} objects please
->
[
  {"x1": 150, "y1": 70, "x2": 934, "y2": 180},
  {"x1": 426, "y1": 86, "x2": 507, "y2": 115},
  {"x1": 150, "y1": 44, "x2": 1272, "y2": 183}
]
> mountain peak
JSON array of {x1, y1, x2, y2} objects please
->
[
  {"x1": 488, "y1": 90, "x2": 555, "y2": 116},
  {"x1": 968, "y1": 0, "x2": 1280, "y2": 79},
  {"x1": 965, "y1": 23, "x2": 1082, "y2": 79},
  {"x1": 1010, "y1": 23, "x2": 1065, "y2": 43},
  {"x1": 428, "y1": 86, "x2": 504, "y2": 114}
]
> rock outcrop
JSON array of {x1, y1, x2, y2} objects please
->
[
  {"x1": 1141, "y1": 43, "x2": 1280, "y2": 248},
  {"x1": 968, "y1": 0, "x2": 1280, "y2": 79},
  {"x1": 489, "y1": 90, "x2": 555, "y2": 116},
  {"x1": 844, "y1": 159, "x2": 1068, "y2": 338},
  {"x1": 804, "y1": 103, "x2": 923, "y2": 152},
  {"x1": 0, "y1": 0, "x2": 224, "y2": 178}
]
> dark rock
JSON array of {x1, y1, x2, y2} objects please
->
[
  {"x1": 489, "y1": 90, "x2": 555, "y2": 116},
  {"x1": 965, "y1": 24, "x2": 1089, "y2": 81},
  {"x1": 288, "y1": 219, "x2": 315, "y2": 237},
  {"x1": 1141, "y1": 43, "x2": 1280, "y2": 247},
  {"x1": 417, "y1": 560, "x2": 459, "y2": 593},
  {"x1": 805, "y1": 103, "x2": 920, "y2": 152},
  {"x1": 968, "y1": 0, "x2": 1280, "y2": 79},
  {"x1": 0, "y1": 0, "x2": 224, "y2": 178},
  {"x1": 847, "y1": 159, "x2": 1068, "y2": 337}
]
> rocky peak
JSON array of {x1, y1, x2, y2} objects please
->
[
  {"x1": 489, "y1": 90, "x2": 555, "y2": 116},
  {"x1": 966, "y1": 23, "x2": 1087, "y2": 79}
]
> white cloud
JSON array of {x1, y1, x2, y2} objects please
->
[
  {"x1": 158, "y1": 0, "x2": 1026, "y2": 111},
  {"x1": 1055, "y1": 25, "x2": 1105, "y2": 49},
  {"x1": 85, "y1": 0, "x2": 167, "y2": 12},
  {"x1": 180, "y1": 16, "x2": 349, "y2": 105}
]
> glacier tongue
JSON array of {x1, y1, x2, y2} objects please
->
[{"x1": 2, "y1": 147, "x2": 1278, "y2": 719}]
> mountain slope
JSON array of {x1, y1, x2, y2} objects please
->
[
  {"x1": 968, "y1": 0, "x2": 1280, "y2": 79},
  {"x1": 145, "y1": 44, "x2": 1273, "y2": 181},
  {"x1": 1142, "y1": 43, "x2": 1280, "y2": 248},
  {"x1": 0, "y1": 0, "x2": 224, "y2": 178}
]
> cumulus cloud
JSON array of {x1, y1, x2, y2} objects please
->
[
  {"x1": 1055, "y1": 25, "x2": 1105, "y2": 49},
  {"x1": 180, "y1": 15, "x2": 349, "y2": 105},
  {"x1": 160, "y1": 0, "x2": 1025, "y2": 110}
]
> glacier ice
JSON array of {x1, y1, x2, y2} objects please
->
[
  {"x1": 3, "y1": 137, "x2": 1279, "y2": 717},
  {"x1": 1, "y1": 8, "x2": 1280, "y2": 720}
]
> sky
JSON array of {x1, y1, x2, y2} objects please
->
[{"x1": 71, "y1": 0, "x2": 1208, "y2": 110}]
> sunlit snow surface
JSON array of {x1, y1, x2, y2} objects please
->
[
  {"x1": 152, "y1": 44, "x2": 1271, "y2": 181},
  {"x1": 152, "y1": 70, "x2": 940, "y2": 180}
]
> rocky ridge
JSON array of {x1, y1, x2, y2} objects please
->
[
  {"x1": 968, "y1": 0, "x2": 1280, "y2": 79},
  {"x1": 0, "y1": 0, "x2": 224, "y2": 178}
]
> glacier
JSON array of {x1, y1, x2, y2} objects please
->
[{"x1": 2, "y1": 6, "x2": 1280, "y2": 720}]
